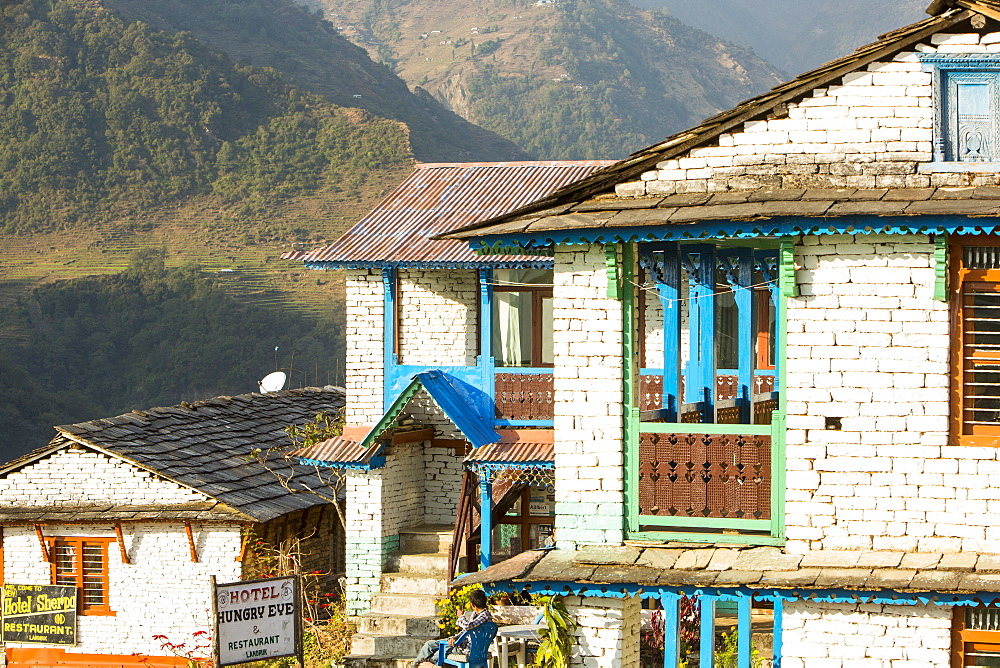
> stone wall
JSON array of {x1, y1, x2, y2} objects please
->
[
  {"x1": 343, "y1": 443, "x2": 425, "y2": 614},
  {"x1": 565, "y1": 595, "x2": 641, "y2": 668},
  {"x1": 615, "y1": 33, "x2": 1000, "y2": 199},
  {"x1": 0, "y1": 448, "x2": 208, "y2": 506},
  {"x1": 552, "y1": 243, "x2": 625, "y2": 547},
  {"x1": 2, "y1": 522, "x2": 241, "y2": 658},
  {"x1": 398, "y1": 268, "x2": 478, "y2": 366},
  {"x1": 780, "y1": 234, "x2": 999, "y2": 554},
  {"x1": 780, "y1": 600, "x2": 952, "y2": 667},
  {"x1": 346, "y1": 269, "x2": 385, "y2": 425}
]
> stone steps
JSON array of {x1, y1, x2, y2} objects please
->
[{"x1": 339, "y1": 526, "x2": 454, "y2": 668}]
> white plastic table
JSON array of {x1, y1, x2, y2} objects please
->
[{"x1": 494, "y1": 624, "x2": 544, "y2": 668}]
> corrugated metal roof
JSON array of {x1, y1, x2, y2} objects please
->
[
  {"x1": 283, "y1": 162, "x2": 613, "y2": 267},
  {"x1": 288, "y1": 436, "x2": 372, "y2": 466},
  {"x1": 465, "y1": 430, "x2": 554, "y2": 464}
]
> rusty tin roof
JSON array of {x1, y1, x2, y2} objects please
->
[{"x1": 283, "y1": 161, "x2": 612, "y2": 268}]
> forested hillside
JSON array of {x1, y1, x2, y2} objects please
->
[
  {"x1": 1, "y1": 250, "x2": 341, "y2": 461},
  {"x1": 639, "y1": 0, "x2": 926, "y2": 74},
  {"x1": 0, "y1": 0, "x2": 414, "y2": 233},
  {"x1": 101, "y1": 0, "x2": 527, "y2": 162},
  {"x1": 311, "y1": 0, "x2": 784, "y2": 160}
]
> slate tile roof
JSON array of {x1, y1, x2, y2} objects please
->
[
  {"x1": 1, "y1": 387, "x2": 344, "y2": 523},
  {"x1": 0, "y1": 503, "x2": 243, "y2": 523},
  {"x1": 454, "y1": 545, "x2": 1000, "y2": 594}
]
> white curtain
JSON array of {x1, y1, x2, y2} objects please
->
[{"x1": 494, "y1": 292, "x2": 523, "y2": 366}]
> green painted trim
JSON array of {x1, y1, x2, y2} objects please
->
[
  {"x1": 779, "y1": 239, "x2": 798, "y2": 298},
  {"x1": 475, "y1": 242, "x2": 554, "y2": 257},
  {"x1": 606, "y1": 245, "x2": 621, "y2": 299},
  {"x1": 637, "y1": 516, "x2": 771, "y2": 530},
  {"x1": 360, "y1": 377, "x2": 423, "y2": 449},
  {"x1": 621, "y1": 242, "x2": 640, "y2": 533},
  {"x1": 934, "y1": 234, "x2": 949, "y2": 302},
  {"x1": 638, "y1": 422, "x2": 772, "y2": 436},
  {"x1": 772, "y1": 247, "x2": 789, "y2": 541},
  {"x1": 625, "y1": 532, "x2": 787, "y2": 546}
]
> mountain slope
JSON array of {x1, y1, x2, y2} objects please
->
[
  {"x1": 0, "y1": 0, "x2": 414, "y2": 233},
  {"x1": 308, "y1": 0, "x2": 784, "y2": 160},
  {"x1": 636, "y1": 0, "x2": 927, "y2": 75},
  {"x1": 101, "y1": 0, "x2": 528, "y2": 162}
]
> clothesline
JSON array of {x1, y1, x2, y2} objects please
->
[{"x1": 629, "y1": 278, "x2": 777, "y2": 304}]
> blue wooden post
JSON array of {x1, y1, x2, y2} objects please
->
[
  {"x1": 479, "y1": 469, "x2": 493, "y2": 570},
  {"x1": 737, "y1": 595, "x2": 751, "y2": 668},
  {"x1": 772, "y1": 598, "x2": 784, "y2": 668},
  {"x1": 734, "y1": 254, "x2": 753, "y2": 423},
  {"x1": 685, "y1": 247, "x2": 716, "y2": 418},
  {"x1": 478, "y1": 268, "x2": 496, "y2": 422},
  {"x1": 659, "y1": 246, "x2": 681, "y2": 422},
  {"x1": 699, "y1": 596, "x2": 715, "y2": 668},
  {"x1": 661, "y1": 593, "x2": 681, "y2": 668},
  {"x1": 382, "y1": 268, "x2": 398, "y2": 411}
]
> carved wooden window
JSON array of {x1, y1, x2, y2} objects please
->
[
  {"x1": 921, "y1": 55, "x2": 1000, "y2": 165},
  {"x1": 954, "y1": 238, "x2": 1000, "y2": 445},
  {"x1": 946, "y1": 74, "x2": 999, "y2": 163},
  {"x1": 48, "y1": 537, "x2": 114, "y2": 616}
]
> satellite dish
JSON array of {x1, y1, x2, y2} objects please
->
[{"x1": 259, "y1": 371, "x2": 286, "y2": 393}]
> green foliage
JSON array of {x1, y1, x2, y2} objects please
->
[
  {"x1": 532, "y1": 596, "x2": 576, "y2": 668},
  {"x1": 0, "y1": 0, "x2": 412, "y2": 233},
  {"x1": 0, "y1": 253, "x2": 342, "y2": 461},
  {"x1": 285, "y1": 411, "x2": 346, "y2": 450}
]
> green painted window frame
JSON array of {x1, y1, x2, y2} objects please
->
[{"x1": 621, "y1": 239, "x2": 789, "y2": 545}]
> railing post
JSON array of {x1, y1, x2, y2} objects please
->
[
  {"x1": 737, "y1": 595, "x2": 752, "y2": 668},
  {"x1": 661, "y1": 592, "x2": 681, "y2": 668},
  {"x1": 699, "y1": 596, "x2": 716, "y2": 668},
  {"x1": 479, "y1": 469, "x2": 493, "y2": 571},
  {"x1": 479, "y1": 268, "x2": 496, "y2": 421}
]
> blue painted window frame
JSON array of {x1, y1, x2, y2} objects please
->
[
  {"x1": 381, "y1": 266, "x2": 555, "y2": 428},
  {"x1": 921, "y1": 54, "x2": 1000, "y2": 169}
]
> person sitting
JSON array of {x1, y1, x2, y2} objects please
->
[{"x1": 411, "y1": 589, "x2": 493, "y2": 668}]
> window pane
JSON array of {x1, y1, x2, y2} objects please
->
[
  {"x1": 54, "y1": 543, "x2": 77, "y2": 588},
  {"x1": 493, "y1": 292, "x2": 533, "y2": 366},
  {"x1": 540, "y1": 297, "x2": 553, "y2": 365},
  {"x1": 969, "y1": 653, "x2": 1000, "y2": 666},
  {"x1": 715, "y1": 287, "x2": 739, "y2": 371},
  {"x1": 964, "y1": 290, "x2": 1000, "y2": 428},
  {"x1": 82, "y1": 544, "x2": 106, "y2": 607},
  {"x1": 957, "y1": 83, "x2": 993, "y2": 162}
]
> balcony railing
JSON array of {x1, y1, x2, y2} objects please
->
[{"x1": 494, "y1": 370, "x2": 553, "y2": 423}]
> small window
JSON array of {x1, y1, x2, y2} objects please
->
[
  {"x1": 955, "y1": 604, "x2": 1000, "y2": 666},
  {"x1": 492, "y1": 269, "x2": 553, "y2": 368},
  {"x1": 921, "y1": 55, "x2": 1000, "y2": 167},
  {"x1": 49, "y1": 537, "x2": 113, "y2": 615},
  {"x1": 954, "y1": 239, "x2": 1000, "y2": 444}
]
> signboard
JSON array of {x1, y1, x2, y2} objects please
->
[
  {"x1": 214, "y1": 576, "x2": 300, "y2": 667},
  {"x1": 1, "y1": 584, "x2": 77, "y2": 645}
]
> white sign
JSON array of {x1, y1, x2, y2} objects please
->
[{"x1": 214, "y1": 576, "x2": 299, "y2": 666}]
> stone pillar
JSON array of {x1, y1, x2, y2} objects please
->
[
  {"x1": 552, "y1": 243, "x2": 626, "y2": 547},
  {"x1": 565, "y1": 595, "x2": 641, "y2": 668},
  {"x1": 345, "y1": 269, "x2": 385, "y2": 425}
]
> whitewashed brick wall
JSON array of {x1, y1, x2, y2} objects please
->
[
  {"x1": 398, "y1": 269, "x2": 478, "y2": 366},
  {"x1": 3, "y1": 523, "x2": 241, "y2": 658},
  {"x1": 564, "y1": 595, "x2": 640, "y2": 668},
  {"x1": 346, "y1": 269, "x2": 384, "y2": 425},
  {"x1": 781, "y1": 600, "x2": 951, "y2": 667},
  {"x1": 553, "y1": 243, "x2": 625, "y2": 547},
  {"x1": 780, "y1": 234, "x2": 1000, "y2": 554},
  {"x1": 614, "y1": 33, "x2": 1000, "y2": 199},
  {"x1": 343, "y1": 443, "x2": 425, "y2": 614},
  {"x1": 0, "y1": 448, "x2": 207, "y2": 506},
  {"x1": 423, "y1": 447, "x2": 464, "y2": 525}
]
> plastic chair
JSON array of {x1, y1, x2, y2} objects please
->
[{"x1": 437, "y1": 621, "x2": 499, "y2": 668}]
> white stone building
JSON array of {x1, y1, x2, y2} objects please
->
[
  {"x1": 289, "y1": 2, "x2": 1000, "y2": 666},
  {"x1": 0, "y1": 387, "x2": 343, "y2": 667}
]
